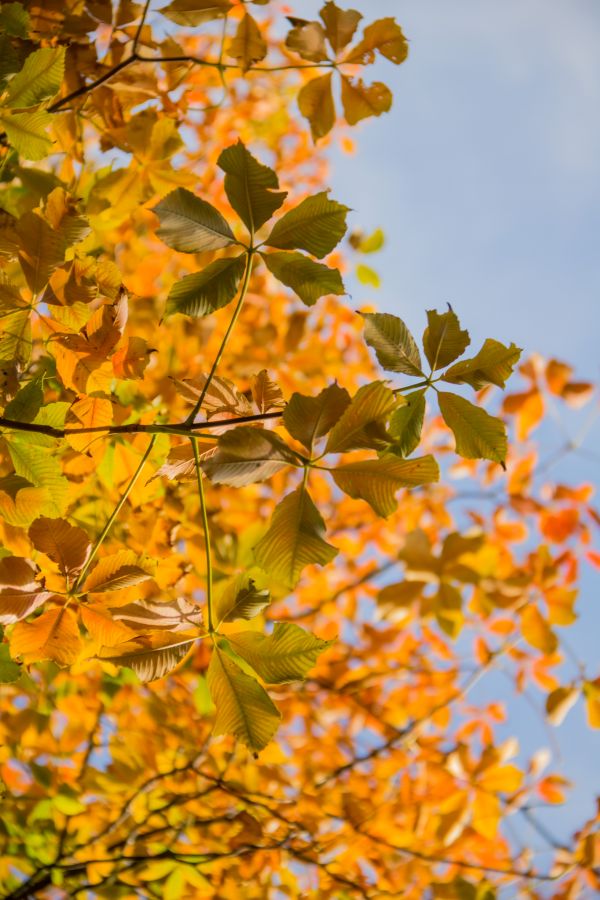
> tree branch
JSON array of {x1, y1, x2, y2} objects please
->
[{"x1": 0, "y1": 410, "x2": 282, "y2": 440}]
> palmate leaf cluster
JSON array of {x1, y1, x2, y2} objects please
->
[
  {"x1": 0, "y1": 129, "x2": 522, "y2": 752},
  {"x1": 153, "y1": 140, "x2": 348, "y2": 316}
]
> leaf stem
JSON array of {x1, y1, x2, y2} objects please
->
[
  {"x1": 192, "y1": 438, "x2": 214, "y2": 634},
  {"x1": 72, "y1": 435, "x2": 157, "y2": 593},
  {"x1": 393, "y1": 378, "x2": 434, "y2": 395},
  {"x1": 184, "y1": 249, "x2": 255, "y2": 426}
]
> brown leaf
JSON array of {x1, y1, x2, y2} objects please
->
[
  {"x1": 28, "y1": 516, "x2": 91, "y2": 577},
  {"x1": 298, "y1": 73, "x2": 336, "y2": 140},
  {"x1": 228, "y1": 13, "x2": 266, "y2": 72},
  {"x1": 251, "y1": 370, "x2": 285, "y2": 413},
  {"x1": 340, "y1": 76, "x2": 392, "y2": 125}
]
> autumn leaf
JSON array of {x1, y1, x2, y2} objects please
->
[
  {"x1": 28, "y1": 516, "x2": 91, "y2": 577},
  {"x1": 83, "y1": 551, "x2": 156, "y2": 593},
  {"x1": 283, "y1": 383, "x2": 350, "y2": 451},
  {"x1": 213, "y1": 573, "x2": 270, "y2": 627},
  {"x1": 332, "y1": 454, "x2": 439, "y2": 517},
  {"x1": 227, "y1": 623, "x2": 333, "y2": 683},
  {"x1": 262, "y1": 250, "x2": 344, "y2": 305},
  {"x1": 218, "y1": 140, "x2": 287, "y2": 233},
  {"x1": 422, "y1": 307, "x2": 470, "y2": 371},
  {"x1": 10, "y1": 607, "x2": 82, "y2": 666},
  {"x1": 388, "y1": 389, "x2": 426, "y2": 457},
  {"x1": 362, "y1": 312, "x2": 424, "y2": 377},
  {"x1": 159, "y1": 0, "x2": 232, "y2": 27},
  {"x1": 320, "y1": 2, "x2": 362, "y2": 54},
  {"x1": 207, "y1": 644, "x2": 281, "y2": 750},
  {"x1": 325, "y1": 381, "x2": 396, "y2": 453},
  {"x1": 202, "y1": 427, "x2": 298, "y2": 487},
  {"x1": 442, "y1": 339, "x2": 522, "y2": 390},
  {"x1": 228, "y1": 13, "x2": 267, "y2": 72},
  {"x1": 96, "y1": 635, "x2": 195, "y2": 682},
  {"x1": 254, "y1": 486, "x2": 337, "y2": 588},
  {"x1": 165, "y1": 256, "x2": 246, "y2": 318},
  {"x1": 266, "y1": 192, "x2": 349, "y2": 259},
  {"x1": 438, "y1": 391, "x2": 507, "y2": 466},
  {"x1": 153, "y1": 189, "x2": 236, "y2": 253},
  {"x1": 298, "y1": 74, "x2": 336, "y2": 140},
  {"x1": 340, "y1": 77, "x2": 392, "y2": 125}
]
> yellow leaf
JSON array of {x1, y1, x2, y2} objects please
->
[
  {"x1": 65, "y1": 396, "x2": 114, "y2": 457},
  {"x1": 521, "y1": 605, "x2": 558, "y2": 655},
  {"x1": 479, "y1": 764, "x2": 523, "y2": 794},
  {"x1": 546, "y1": 686, "x2": 580, "y2": 726},
  {"x1": 471, "y1": 788, "x2": 500, "y2": 839},
  {"x1": 228, "y1": 13, "x2": 266, "y2": 72}
]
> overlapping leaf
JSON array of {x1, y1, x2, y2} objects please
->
[
  {"x1": 227, "y1": 622, "x2": 332, "y2": 683},
  {"x1": 332, "y1": 454, "x2": 439, "y2": 517},
  {"x1": 201, "y1": 426, "x2": 298, "y2": 487},
  {"x1": 207, "y1": 645, "x2": 280, "y2": 751},
  {"x1": 254, "y1": 486, "x2": 337, "y2": 588}
]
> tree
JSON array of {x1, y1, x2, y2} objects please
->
[{"x1": 0, "y1": 1, "x2": 598, "y2": 897}]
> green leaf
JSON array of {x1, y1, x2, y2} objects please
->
[
  {"x1": 388, "y1": 389, "x2": 426, "y2": 457},
  {"x1": 207, "y1": 645, "x2": 280, "y2": 751},
  {"x1": 158, "y1": 0, "x2": 232, "y2": 27},
  {"x1": 355, "y1": 227, "x2": 384, "y2": 253},
  {"x1": 362, "y1": 312, "x2": 423, "y2": 376},
  {"x1": 6, "y1": 47, "x2": 65, "y2": 107},
  {"x1": 438, "y1": 391, "x2": 507, "y2": 465},
  {"x1": 164, "y1": 255, "x2": 246, "y2": 318},
  {"x1": 442, "y1": 339, "x2": 522, "y2": 390},
  {"x1": 283, "y1": 383, "x2": 351, "y2": 451},
  {"x1": 0, "y1": 309, "x2": 31, "y2": 366},
  {"x1": 228, "y1": 623, "x2": 333, "y2": 683},
  {"x1": 201, "y1": 426, "x2": 297, "y2": 487},
  {"x1": 356, "y1": 263, "x2": 380, "y2": 287},
  {"x1": 213, "y1": 573, "x2": 270, "y2": 627},
  {"x1": 217, "y1": 140, "x2": 286, "y2": 233},
  {"x1": 0, "y1": 111, "x2": 53, "y2": 161},
  {"x1": 298, "y1": 73, "x2": 336, "y2": 141},
  {"x1": 5, "y1": 438, "x2": 69, "y2": 516},
  {"x1": 340, "y1": 76, "x2": 392, "y2": 125},
  {"x1": 325, "y1": 381, "x2": 396, "y2": 453},
  {"x1": 320, "y1": 1, "x2": 362, "y2": 54},
  {"x1": 0, "y1": 35, "x2": 20, "y2": 86},
  {"x1": 344, "y1": 17, "x2": 409, "y2": 65},
  {"x1": 422, "y1": 307, "x2": 470, "y2": 371},
  {"x1": 0, "y1": 645, "x2": 21, "y2": 683},
  {"x1": 153, "y1": 188, "x2": 235, "y2": 253},
  {"x1": 331, "y1": 454, "x2": 439, "y2": 517},
  {"x1": 262, "y1": 251, "x2": 344, "y2": 306},
  {"x1": 254, "y1": 486, "x2": 337, "y2": 589},
  {"x1": 0, "y1": 2, "x2": 30, "y2": 38},
  {"x1": 4, "y1": 380, "x2": 43, "y2": 423},
  {"x1": 265, "y1": 192, "x2": 349, "y2": 259}
]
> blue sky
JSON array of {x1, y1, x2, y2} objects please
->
[
  {"x1": 321, "y1": 0, "x2": 600, "y2": 367},
  {"x1": 298, "y1": 0, "x2": 600, "y2": 858}
]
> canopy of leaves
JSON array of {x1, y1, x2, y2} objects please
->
[{"x1": 0, "y1": 2, "x2": 596, "y2": 899}]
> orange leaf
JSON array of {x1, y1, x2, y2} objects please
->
[{"x1": 10, "y1": 607, "x2": 82, "y2": 665}]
